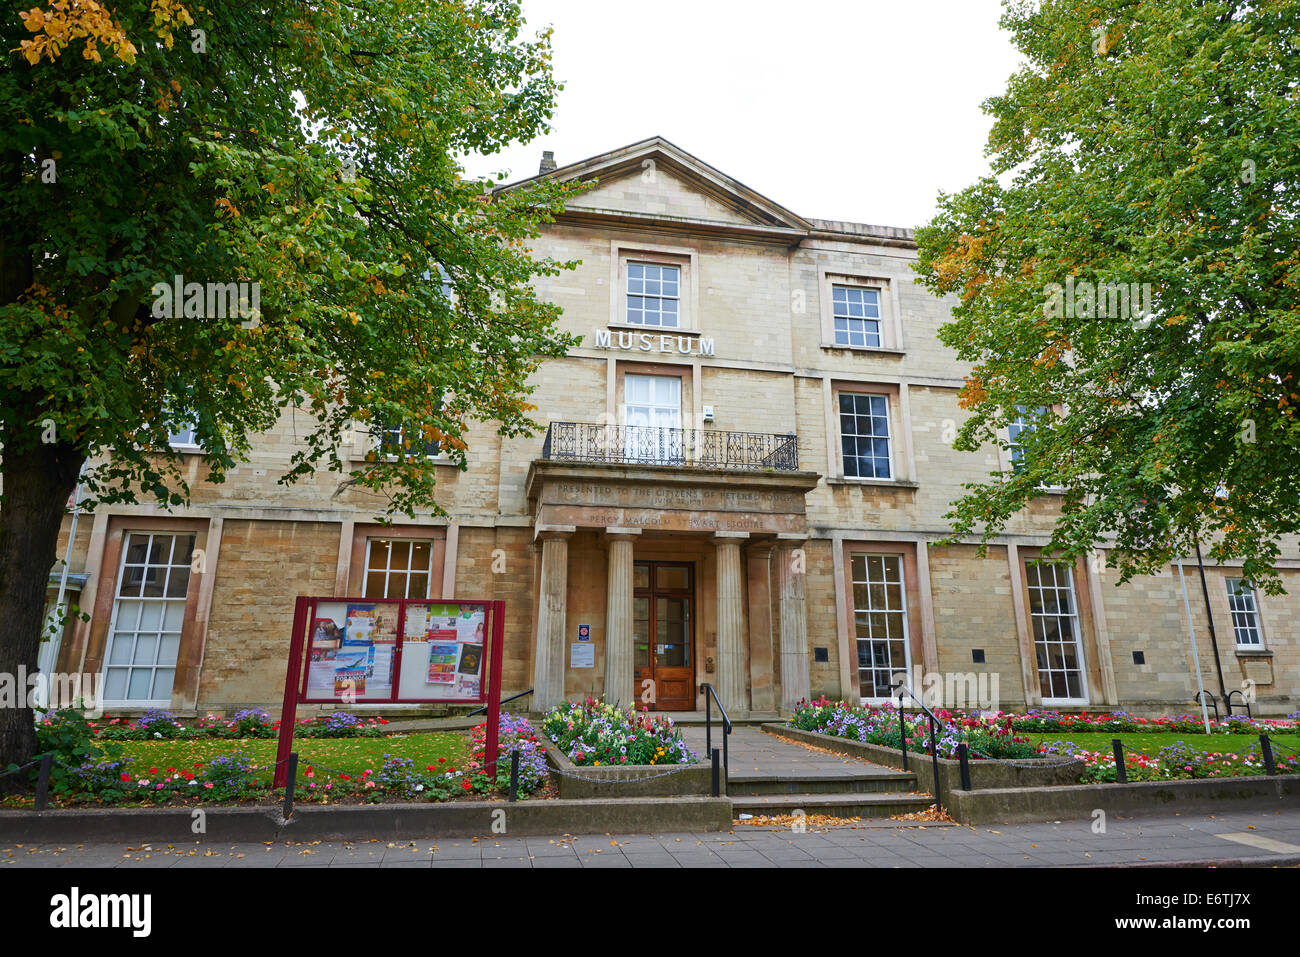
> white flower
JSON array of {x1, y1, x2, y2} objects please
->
[{"x1": 153, "y1": 732, "x2": 162, "y2": 739}]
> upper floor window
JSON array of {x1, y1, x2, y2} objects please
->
[
  {"x1": 840, "y1": 393, "x2": 892, "y2": 479},
  {"x1": 1007, "y1": 405, "x2": 1050, "y2": 474},
  {"x1": 167, "y1": 421, "x2": 201, "y2": 450},
  {"x1": 1226, "y1": 578, "x2": 1262, "y2": 648},
  {"x1": 377, "y1": 421, "x2": 441, "y2": 460},
  {"x1": 626, "y1": 262, "x2": 680, "y2": 328},
  {"x1": 832, "y1": 285, "x2": 881, "y2": 348}
]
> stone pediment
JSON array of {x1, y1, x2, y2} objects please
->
[{"x1": 497, "y1": 136, "x2": 812, "y2": 238}]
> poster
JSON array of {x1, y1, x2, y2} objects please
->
[
  {"x1": 426, "y1": 643, "x2": 459, "y2": 683},
  {"x1": 303, "y1": 601, "x2": 395, "y2": 701},
  {"x1": 396, "y1": 602, "x2": 488, "y2": 700},
  {"x1": 570, "y1": 643, "x2": 595, "y2": 668}
]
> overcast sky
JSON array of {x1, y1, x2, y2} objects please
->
[{"x1": 461, "y1": 0, "x2": 1025, "y2": 231}]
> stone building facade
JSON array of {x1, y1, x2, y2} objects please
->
[{"x1": 45, "y1": 137, "x2": 1299, "y2": 718}]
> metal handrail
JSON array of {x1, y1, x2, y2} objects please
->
[
  {"x1": 699, "y1": 683, "x2": 732, "y2": 797},
  {"x1": 1194, "y1": 690, "x2": 1220, "y2": 722},
  {"x1": 466, "y1": 688, "x2": 534, "y2": 717},
  {"x1": 891, "y1": 680, "x2": 944, "y2": 808},
  {"x1": 1224, "y1": 690, "x2": 1252, "y2": 719}
]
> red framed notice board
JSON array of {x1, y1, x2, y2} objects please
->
[{"x1": 273, "y1": 596, "x2": 505, "y2": 788}]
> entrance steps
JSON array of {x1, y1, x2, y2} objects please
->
[
  {"x1": 727, "y1": 768, "x2": 931, "y2": 819},
  {"x1": 728, "y1": 770, "x2": 917, "y2": 795},
  {"x1": 731, "y1": 791, "x2": 935, "y2": 819}
]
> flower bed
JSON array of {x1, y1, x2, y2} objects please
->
[
  {"x1": 788, "y1": 697, "x2": 1039, "y2": 760},
  {"x1": 541, "y1": 697, "x2": 697, "y2": 766},
  {"x1": 1038, "y1": 739, "x2": 1300, "y2": 783},
  {"x1": 8, "y1": 709, "x2": 544, "y2": 807},
  {"x1": 86, "y1": 708, "x2": 390, "y2": 741},
  {"x1": 1005, "y1": 709, "x2": 1299, "y2": 735}
]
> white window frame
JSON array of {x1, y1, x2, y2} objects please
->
[
  {"x1": 100, "y1": 532, "x2": 195, "y2": 708},
  {"x1": 166, "y1": 419, "x2": 202, "y2": 453},
  {"x1": 831, "y1": 284, "x2": 883, "y2": 348},
  {"x1": 609, "y1": 243, "x2": 698, "y2": 333},
  {"x1": 838, "y1": 392, "x2": 894, "y2": 480},
  {"x1": 818, "y1": 269, "x2": 903, "y2": 352},
  {"x1": 621, "y1": 373, "x2": 684, "y2": 465},
  {"x1": 374, "y1": 422, "x2": 444, "y2": 462},
  {"x1": 851, "y1": 554, "x2": 911, "y2": 703},
  {"x1": 1026, "y1": 562, "x2": 1089, "y2": 706},
  {"x1": 624, "y1": 261, "x2": 682, "y2": 329},
  {"x1": 362, "y1": 538, "x2": 435, "y2": 600},
  {"x1": 1226, "y1": 578, "x2": 1264, "y2": 649}
]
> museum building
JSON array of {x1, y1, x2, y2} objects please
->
[{"x1": 45, "y1": 137, "x2": 1300, "y2": 718}]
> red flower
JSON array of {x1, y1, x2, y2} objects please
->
[
  {"x1": 340, "y1": 774, "x2": 350, "y2": 781},
  {"x1": 120, "y1": 773, "x2": 131, "y2": 781},
  {"x1": 378, "y1": 719, "x2": 388, "y2": 724},
  {"x1": 461, "y1": 778, "x2": 473, "y2": 791},
  {"x1": 149, "y1": 767, "x2": 158, "y2": 774},
  {"x1": 438, "y1": 757, "x2": 446, "y2": 763}
]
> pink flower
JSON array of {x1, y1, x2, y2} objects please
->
[{"x1": 204, "y1": 782, "x2": 214, "y2": 789}]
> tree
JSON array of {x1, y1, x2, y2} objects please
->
[
  {"x1": 0, "y1": 0, "x2": 583, "y2": 783},
  {"x1": 913, "y1": 0, "x2": 1300, "y2": 594}
]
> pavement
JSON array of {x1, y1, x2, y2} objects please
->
[{"x1": 5, "y1": 807, "x2": 1300, "y2": 868}]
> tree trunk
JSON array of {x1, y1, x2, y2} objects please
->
[{"x1": 0, "y1": 437, "x2": 83, "y2": 794}]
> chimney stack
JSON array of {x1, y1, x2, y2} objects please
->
[{"x1": 539, "y1": 150, "x2": 557, "y2": 174}]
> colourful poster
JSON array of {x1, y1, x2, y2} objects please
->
[
  {"x1": 427, "y1": 643, "x2": 459, "y2": 683},
  {"x1": 343, "y1": 604, "x2": 377, "y2": 644}
]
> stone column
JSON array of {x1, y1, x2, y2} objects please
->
[
  {"x1": 745, "y1": 543, "x2": 776, "y2": 714},
  {"x1": 713, "y1": 532, "x2": 749, "y2": 714},
  {"x1": 532, "y1": 526, "x2": 573, "y2": 710},
  {"x1": 603, "y1": 527, "x2": 640, "y2": 708},
  {"x1": 778, "y1": 536, "x2": 810, "y2": 712}
]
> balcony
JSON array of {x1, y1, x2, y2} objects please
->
[{"x1": 541, "y1": 422, "x2": 800, "y2": 472}]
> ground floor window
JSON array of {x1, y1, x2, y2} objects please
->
[
  {"x1": 1026, "y1": 561, "x2": 1087, "y2": 702},
  {"x1": 1226, "y1": 578, "x2": 1262, "y2": 648},
  {"x1": 851, "y1": 554, "x2": 909, "y2": 698},
  {"x1": 363, "y1": 538, "x2": 434, "y2": 599},
  {"x1": 102, "y1": 532, "x2": 194, "y2": 705}
]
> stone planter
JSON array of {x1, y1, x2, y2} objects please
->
[{"x1": 539, "y1": 736, "x2": 713, "y2": 799}]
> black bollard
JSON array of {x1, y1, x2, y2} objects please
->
[{"x1": 1112, "y1": 739, "x2": 1127, "y2": 784}]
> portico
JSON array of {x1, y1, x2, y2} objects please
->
[{"x1": 524, "y1": 458, "x2": 820, "y2": 715}]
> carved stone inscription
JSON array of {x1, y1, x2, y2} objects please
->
[{"x1": 536, "y1": 478, "x2": 809, "y2": 533}]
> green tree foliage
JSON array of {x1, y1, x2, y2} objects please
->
[
  {"x1": 914, "y1": 0, "x2": 1300, "y2": 593},
  {"x1": 0, "y1": 0, "x2": 581, "y2": 776}
]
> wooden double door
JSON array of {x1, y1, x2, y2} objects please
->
[{"x1": 632, "y1": 561, "x2": 695, "y2": 711}]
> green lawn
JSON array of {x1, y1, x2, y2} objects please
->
[
  {"x1": 105, "y1": 732, "x2": 469, "y2": 784},
  {"x1": 1028, "y1": 731, "x2": 1300, "y2": 757}
]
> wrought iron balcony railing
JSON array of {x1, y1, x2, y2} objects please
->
[{"x1": 541, "y1": 422, "x2": 799, "y2": 472}]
